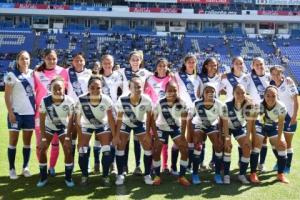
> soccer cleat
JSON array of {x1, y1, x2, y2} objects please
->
[
  {"x1": 48, "y1": 167, "x2": 56, "y2": 177},
  {"x1": 249, "y1": 173, "x2": 260, "y2": 183},
  {"x1": 94, "y1": 163, "x2": 100, "y2": 174},
  {"x1": 9, "y1": 169, "x2": 18, "y2": 180},
  {"x1": 163, "y1": 168, "x2": 170, "y2": 174},
  {"x1": 273, "y1": 163, "x2": 278, "y2": 171},
  {"x1": 284, "y1": 167, "x2": 290, "y2": 174},
  {"x1": 186, "y1": 167, "x2": 193, "y2": 174},
  {"x1": 214, "y1": 174, "x2": 223, "y2": 184},
  {"x1": 277, "y1": 173, "x2": 289, "y2": 184},
  {"x1": 170, "y1": 168, "x2": 179, "y2": 176},
  {"x1": 178, "y1": 176, "x2": 191, "y2": 187},
  {"x1": 65, "y1": 179, "x2": 75, "y2": 187},
  {"x1": 192, "y1": 174, "x2": 201, "y2": 185},
  {"x1": 22, "y1": 167, "x2": 32, "y2": 177},
  {"x1": 36, "y1": 179, "x2": 48, "y2": 187},
  {"x1": 144, "y1": 175, "x2": 153, "y2": 185},
  {"x1": 133, "y1": 166, "x2": 143, "y2": 176},
  {"x1": 257, "y1": 164, "x2": 266, "y2": 173},
  {"x1": 153, "y1": 176, "x2": 161, "y2": 186},
  {"x1": 81, "y1": 176, "x2": 88, "y2": 186},
  {"x1": 238, "y1": 175, "x2": 250, "y2": 184},
  {"x1": 115, "y1": 175, "x2": 125, "y2": 186},
  {"x1": 199, "y1": 163, "x2": 207, "y2": 172},
  {"x1": 122, "y1": 166, "x2": 128, "y2": 176},
  {"x1": 102, "y1": 177, "x2": 111, "y2": 186},
  {"x1": 223, "y1": 175, "x2": 230, "y2": 184}
]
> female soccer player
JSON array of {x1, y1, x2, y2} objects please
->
[
  {"x1": 223, "y1": 84, "x2": 254, "y2": 184},
  {"x1": 76, "y1": 76, "x2": 116, "y2": 185},
  {"x1": 119, "y1": 50, "x2": 152, "y2": 175},
  {"x1": 175, "y1": 54, "x2": 201, "y2": 174},
  {"x1": 37, "y1": 77, "x2": 74, "y2": 187},
  {"x1": 34, "y1": 49, "x2": 69, "y2": 176},
  {"x1": 270, "y1": 66, "x2": 298, "y2": 173},
  {"x1": 114, "y1": 77, "x2": 153, "y2": 185},
  {"x1": 250, "y1": 86, "x2": 289, "y2": 184},
  {"x1": 144, "y1": 58, "x2": 174, "y2": 173},
  {"x1": 152, "y1": 81, "x2": 190, "y2": 186},
  {"x1": 5, "y1": 51, "x2": 34, "y2": 179},
  {"x1": 189, "y1": 82, "x2": 227, "y2": 184}
]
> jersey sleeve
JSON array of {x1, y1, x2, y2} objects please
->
[
  {"x1": 279, "y1": 103, "x2": 287, "y2": 117},
  {"x1": 220, "y1": 102, "x2": 228, "y2": 118},
  {"x1": 287, "y1": 80, "x2": 299, "y2": 96},
  {"x1": 39, "y1": 100, "x2": 46, "y2": 114},
  {"x1": 4, "y1": 72, "x2": 16, "y2": 86},
  {"x1": 116, "y1": 98, "x2": 124, "y2": 113}
]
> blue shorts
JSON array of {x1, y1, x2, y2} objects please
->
[
  {"x1": 229, "y1": 128, "x2": 246, "y2": 140},
  {"x1": 45, "y1": 127, "x2": 66, "y2": 137},
  {"x1": 157, "y1": 128, "x2": 181, "y2": 144},
  {"x1": 284, "y1": 114, "x2": 297, "y2": 133},
  {"x1": 82, "y1": 125, "x2": 110, "y2": 135},
  {"x1": 193, "y1": 123, "x2": 219, "y2": 135},
  {"x1": 7, "y1": 113, "x2": 35, "y2": 131},
  {"x1": 255, "y1": 121, "x2": 278, "y2": 138},
  {"x1": 120, "y1": 123, "x2": 146, "y2": 136}
]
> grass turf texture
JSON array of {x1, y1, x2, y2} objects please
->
[{"x1": 0, "y1": 92, "x2": 299, "y2": 200}]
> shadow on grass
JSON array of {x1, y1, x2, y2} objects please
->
[{"x1": 0, "y1": 170, "x2": 280, "y2": 200}]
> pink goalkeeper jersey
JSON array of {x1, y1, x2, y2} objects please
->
[
  {"x1": 34, "y1": 66, "x2": 69, "y2": 112},
  {"x1": 144, "y1": 75, "x2": 173, "y2": 106}
]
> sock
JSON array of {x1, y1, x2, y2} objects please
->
[
  {"x1": 144, "y1": 150, "x2": 152, "y2": 175},
  {"x1": 272, "y1": 146, "x2": 279, "y2": 160},
  {"x1": 101, "y1": 145, "x2": 112, "y2": 177},
  {"x1": 65, "y1": 163, "x2": 74, "y2": 181},
  {"x1": 277, "y1": 150, "x2": 287, "y2": 174},
  {"x1": 49, "y1": 135, "x2": 60, "y2": 168},
  {"x1": 188, "y1": 143, "x2": 194, "y2": 169},
  {"x1": 71, "y1": 140, "x2": 76, "y2": 159},
  {"x1": 39, "y1": 163, "x2": 47, "y2": 181},
  {"x1": 8, "y1": 145, "x2": 16, "y2": 170},
  {"x1": 223, "y1": 153, "x2": 231, "y2": 176},
  {"x1": 153, "y1": 160, "x2": 161, "y2": 177},
  {"x1": 111, "y1": 145, "x2": 116, "y2": 162},
  {"x1": 192, "y1": 148, "x2": 201, "y2": 175},
  {"x1": 179, "y1": 160, "x2": 188, "y2": 177},
  {"x1": 250, "y1": 148, "x2": 260, "y2": 173},
  {"x1": 240, "y1": 157, "x2": 250, "y2": 175},
  {"x1": 124, "y1": 141, "x2": 129, "y2": 169},
  {"x1": 93, "y1": 140, "x2": 101, "y2": 165},
  {"x1": 238, "y1": 146, "x2": 242, "y2": 163},
  {"x1": 78, "y1": 146, "x2": 89, "y2": 177},
  {"x1": 161, "y1": 144, "x2": 168, "y2": 169},
  {"x1": 116, "y1": 150, "x2": 125, "y2": 175},
  {"x1": 286, "y1": 148, "x2": 293, "y2": 168},
  {"x1": 211, "y1": 148, "x2": 216, "y2": 164},
  {"x1": 23, "y1": 145, "x2": 31, "y2": 169},
  {"x1": 199, "y1": 142, "x2": 206, "y2": 165},
  {"x1": 134, "y1": 137, "x2": 141, "y2": 167},
  {"x1": 215, "y1": 152, "x2": 223, "y2": 175},
  {"x1": 171, "y1": 144, "x2": 179, "y2": 171},
  {"x1": 259, "y1": 145, "x2": 267, "y2": 165}
]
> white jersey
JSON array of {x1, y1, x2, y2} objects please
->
[
  {"x1": 75, "y1": 94, "x2": 113, "y2": 129},
  {"x1": 224, "y1": 100, "x2": 247, "y2": 130},
  {"x1": 198, "y1": 74, "x2": 222, "y2": 97},
  {"x1": 246, "y1": 72, "x2": 270, "y2": 104},
  {"x1": 220, "y1": 73, "x2": 249, "y2": 102},
  {"x1": 116, "y1": 94, "x2": 152, "y2": 127},
  {"x1": 101, "y1": 71, "x2": 124, "y2": 103},
  {"x1": 119, "y1": 67, "x2": 153, "y2": 96},
  {"x1": 67, "y1": 68, "x2": 91, "y2": 101},
  {"x1": 190, "y1": 98, "x2": 227, "y2": 128},
  {"x1": 271, "y1": 78, "x2": 298, "y2": 117},
  {"x1": 153, "y1": 98, "x2": 188, "y2": 132},
  {"x1": 175, "y1": 71, "x2": 201, "y2": 108},
  {"x1": 40, "y1": 95, "x2": 74, "y2": 131},
  {"x1": 259, "y1": 101, "x2": 287, "y2": 125},
  {"x1": 4, "y1": 70, "x2": 35, "y2": 115}
]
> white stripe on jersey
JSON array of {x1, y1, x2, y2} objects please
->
[
  {"x1": 154, "y1": 99, "x2": 188, "y2": 132},
  {"x1": 75, "y1": 94, "x2": 113, "y2": 129},
  {"x1": 175, "y1": 72, "x2": 201, "y2": 108},
  {"x1": 246, "y1": 73, "x2": 270, "y2": 104},
  {"x1": 102, "y1": 71, "x2": 124, "y2": 103},
  {"x1": 116, "y1": 94, "x2": 152, "y2": 127},
  {"x1": 275, "y1": 78, "x2": 298, "y2": 117},
  {"x1": 67, "y1": 68, "x2": 91, "y2": 101},
  {"x1": 40, "y1": 95, "x2": 74, "y2": 131},
  {"x1": 4, "y1": 70, "x2": 35, "y2": 115}
]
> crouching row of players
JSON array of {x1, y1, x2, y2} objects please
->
[{"x1": 37, "y1": 75, "x2": 291, "y2": 187}]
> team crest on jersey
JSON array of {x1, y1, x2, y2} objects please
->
[
  {"x1": 99, "y1": 105, "x2": 105, "y2": 111},
  {"x1": 139, "y1": 105, "x2": 146, "y2": 111},
  {"x1": 63, "y1": 105, "x2": 69, "y2": 112},
  {"x1": 186, "y1": 83, "x2": 193, "y2": 90},
  {"x1": 103, "y1": 87, "x2": 110, "y2": 94},
  {"x1": 72, "y1": 81, "x2": 81, "y2": 89},
  {"x1": 175, "y1": 105, "x2": 181, "y2": 111},
  {"x1": 139, "y1": 71, "x2": 145, "y2": 76}
]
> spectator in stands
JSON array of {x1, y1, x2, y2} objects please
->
[
  {"x1": 33, "y1": 49, "x2": 69, "y2": 177},
  {"x1": 5, "y1": 51, "x2": 34, "y2": 180}
]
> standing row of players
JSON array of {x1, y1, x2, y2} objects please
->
[{"x1": 5, "y1": 49, "x2": 298, "y2": 187}]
